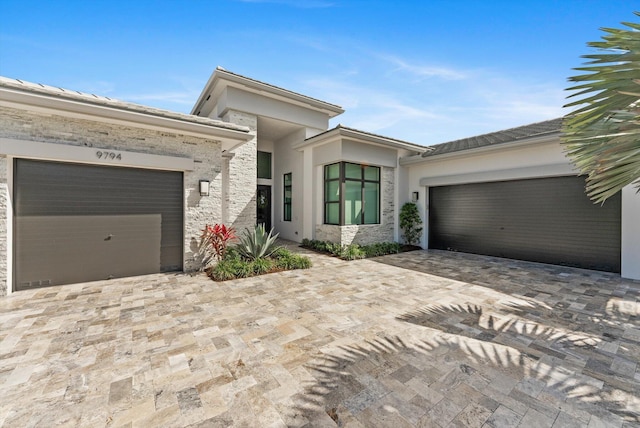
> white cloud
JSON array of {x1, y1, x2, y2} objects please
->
[
  {"x1": 300, "y1": 64, "x2": 565, "y2": 146},
  {"x1": 379, "y1": 55, "x2": 468, "y2": 81}
]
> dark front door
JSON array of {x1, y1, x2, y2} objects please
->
[
  {"x1": 256, "y1": 185, "x2": 272, "y2": 231},
  {"x1": 14, "y1": 159, "x2": 184, "y2": 290},
  {"x1": 428, "y1": 175, "x2": 621, "y2": 272}
]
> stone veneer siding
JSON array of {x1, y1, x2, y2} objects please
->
[
  {"x1": 221, "y1": 110, "x2": 257, "y2": 234},
  {"x1": 0, "y1": 159, "x2": 7, "y2": 296},
  {"x1": 0, "y1": 106, "x2": 235, "y2": 295},
  {"x1": 315, "y1": 166, "x2": 395, "y2": 245}
]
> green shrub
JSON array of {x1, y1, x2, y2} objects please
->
[
  {"x1": 326, "y1": 242, "x2": 343, "y2": 257},
  {"x1": 364, "y1": 242, "x2": 401, "y2": 257},
  {"x1": 224, "y1": 247, "x2": 241, "y2": 261},
  {"x1": 210, "y1": 246, "x2": 312, "y2": 281},
  {"x1": 272, "y1": 247, "x2": 312, "y2": 270},
  {"x1": 341, "y1": 244, "x2": 366, "y2": 260},
  {"x1": 233, "y1": 259, "x2": 253, "y2": 278},
  {"x1": 270, "y1": 247, "x2": 289, "y2": 259},
  {"x1": 275, "y1": 252, "x2": 312, "y2": 270},
  {"x1": 236, "y1": 224, "x2": 280, "y2": 261},
  {"x1": 251, "y1": 258, "x2": 274, "y2": 275},
  {"x1": 301, "y1": 238, "x2": 401, "y2": 260},
  {"x1": 399, "y1": 202, "x2": 423, "y2": 246},
  {"x1": 210, "y1": 259, "x2": 238, "y2": 281},
  {"x1": 291, "y1": 254, "x2": 312, "y2": 269}
]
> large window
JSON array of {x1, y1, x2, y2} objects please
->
[
  {"x1": 283, "y1": 172, "x2": 292, "y2": 221},
  {"x1": 257, "y1": 151, "x2": 272, "y2": 179},
  {"x1": 324, "y1": 162, "x2": 380, "y2": 225}
]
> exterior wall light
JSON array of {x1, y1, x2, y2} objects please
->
[
  {"x1": 199, "y1": 180, "x2": 210, "y2": 197},
  {"x1": 412, "y1": 191, "x2": 419, "y2": 202}
]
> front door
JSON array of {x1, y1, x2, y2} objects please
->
[{"x1": 257, "y1": 185, "x2": 272, "y2": 231}]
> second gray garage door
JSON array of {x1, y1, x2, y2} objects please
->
[
  {"x1": 14, "y1": 159, "x2": 184, "y2": 290},
  {"x1": 428, "y1": 176, "x2": 621, "y2": 272}
]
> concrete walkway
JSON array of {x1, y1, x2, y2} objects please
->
[{"x1": 0, "y1": 248, "x2": 638, "y2": 427}]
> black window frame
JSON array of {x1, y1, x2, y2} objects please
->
[
  {"x1": 283, "y1": 172, "x2": 292, "y2": 222},
  {"x1": 323, "y1": 162, "x2": 380, "y2": 226},
  {"x1": 257, "y1": 151, "x2": 272, "y2": 179}
]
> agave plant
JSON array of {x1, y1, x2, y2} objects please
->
[
  {"x1": 562, "y1": 12, "x2": 640, "y2": 204},
  {"x1": 235, "y1": 224, "x2": 280, "y2": 261}
]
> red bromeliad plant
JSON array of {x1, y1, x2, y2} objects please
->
[{"x1": 202, "y1": 223, "x2": 237, "y2": 262}]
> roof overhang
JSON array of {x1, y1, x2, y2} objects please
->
[
  {"x1": 400, "y1": 132, "x2": 562, "y2": 166},
  {"x1": 191, "y1": 67, "x2": 344, "y2": 119},
  {"x1": 0, "y1": 80, "x2": 252, "y2": 151},
  {"x1": 295, "y1": 126, "x2": 429, "y2": 154}
]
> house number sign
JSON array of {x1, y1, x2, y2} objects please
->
[{"x1": 96, "y1": 150, "x2": 122, "y2": 161}]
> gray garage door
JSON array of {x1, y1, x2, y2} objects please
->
[
  {"x1": 14, "y1": 159, "x2": 183, "y2": 290},
  {"x1": 428, "y1": 176, "x2": 621, "y2": 272}
]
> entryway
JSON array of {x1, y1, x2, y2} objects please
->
[{"x1": 257, "y1": 185, "x2": 272, "y2": 230}]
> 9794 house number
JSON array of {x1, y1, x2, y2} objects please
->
[{"x1": 96, "y1": 151, "x2": 122, "y2": 161}]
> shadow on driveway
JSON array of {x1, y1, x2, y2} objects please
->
[{"x1": 292, "y1": 250, "x2": 640, "y2": 426}]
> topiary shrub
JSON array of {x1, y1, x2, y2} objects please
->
[{"x1": 399, "y1": 202, "x2": 423, "y2": 246}]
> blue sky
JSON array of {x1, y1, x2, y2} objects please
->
[{"x1": 0, "y1": 1, "x2": 636, "y2": 145}]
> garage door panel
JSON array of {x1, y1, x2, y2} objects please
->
[
  {"x1": 15, "y1": 214, "x2": 162, "y2": 288},
  {"x1": 429, "y1": 176, "x2": 621, "y2": 272},
  {"x1": 14, "y1": 159, "x2": 184, "y2": 290}
]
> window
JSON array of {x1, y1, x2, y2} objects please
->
[
  {"x1": 323, "y1": 162, "x2": 380, "y2": 225},
  {"x1": 283, "y1": 173, "x2": 292, "y2": 221},
  {"x1": 257, "y1": 151, "x2": 272, "y2": 179}
]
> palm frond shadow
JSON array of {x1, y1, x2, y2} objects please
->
[
  {"x1": 374, "y1": 250, "x2": 638, "y2": 330},
  {"x1": 290, "y1": 303, "x2": 639, "y2": 426},
  {"x1": 397, "y1": 302, "x2": 603, "y2": 354}
]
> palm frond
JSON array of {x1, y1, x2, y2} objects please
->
[{"x1": 562, "y1": 12, "x2": 640, "y2": 204}]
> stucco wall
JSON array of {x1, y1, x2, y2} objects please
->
[
  {"x1": 622, "y1": 185, "x2": 640, "y2": 280},
  {"x1": 0, "y1": 105, "x2": 230, "y2": 294},
  {"x1": 406, "y1": 137, "x2": 640, "y2": 280},
  {"x1": 272, "y1": 128, "x2": 306, "y2": 242},
  {"x1": 407, "y1": 138, "x2": 573, "y2": 248}
]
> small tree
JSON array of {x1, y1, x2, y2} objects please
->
[{"x1": 399, "y1": 202, "x2": 423, "y2": 246}]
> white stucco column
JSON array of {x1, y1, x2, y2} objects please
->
[
  {"x1": 621, "y1": 185, "x2": 640, "y2": 280},
  {"x1": 302, "y1": 147, "x2": 314, "y2": 240}
]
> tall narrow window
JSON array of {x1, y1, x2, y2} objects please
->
[
  {"x1": 283, "y1": 172, "x2": 292, "y2": 221},
  {"x1": 324, "y1": 163, "x2": 341, "y2": 225},
  {"x1": 257, "y1": 151, "x2": 272, "y2": 179},
  {"x1": 323, "y1": 162, "x2": 380, "y2": 225}
]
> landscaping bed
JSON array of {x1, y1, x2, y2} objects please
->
[
  {"x1": 301, "y1": 239, "x2": 418, "y2": 261},
  {"x1": 207, "y1": 247, "x2": 311, "y2": 281},
  {"x1": 201, "y1": 224, "x2": 312, "y2": 281}
]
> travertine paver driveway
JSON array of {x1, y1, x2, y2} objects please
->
[{"x1": 1, "y1": 248, "x2": 639, "y2": 427}]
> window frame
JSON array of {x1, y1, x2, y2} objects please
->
[
  {"x1": 257, "y1": 151, "x2": 272, "y2": 179},
  {"x1": 283, "y1": 172, "x2": 292, "y2": 222},
  {"x1": 323, "y1": 162, "x2": 381, "y2": 226}
]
